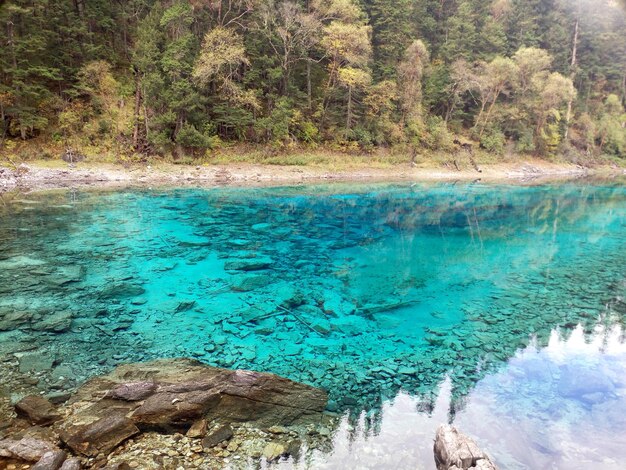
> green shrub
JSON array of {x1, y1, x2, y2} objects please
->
[
  {"x1": 515, "y1": 129, "x2": 535, "y2": 154},
  {"x1": 176, "y1": 124, "x2": 213, "y2": 149},
  {"x1": 424, "y1": 116, "x2": 453, "y2": 150},
  {"x1": 480, "y1": 127, "x2": 506, "y2": 154}
]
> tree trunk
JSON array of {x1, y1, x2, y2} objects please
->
[
  {"x1": 306, "y1": 60, "x2": 312, "y2": 109},
  {"x1": 6, "y1": 19, "x2": 21, "y2": 140},
  {"x1": 320, "y1": 61, "x2": 338, "y2": 128},
  {"x1": 143, "y1": 104, "x2": 150, "y2": 140},
  {"x1": 480, "y1": 90, "x2": 502, "y2": 138},
  {"x1": 0, "y1": 101, "x2": 6, "y2": 144},
  {"x1": 74, "y1": 0, "x2": 85, "y2": 18},
  {"x1": 175, "y1": 115, "x2": 183, "y2": 139},
  {"x1": 444, "y1": 97, "x2": 455, "y2": 124},
  {"x1": 564, "y1": 14, "x2": 579, "y2": 140},
  {"x1": 132, "y1": 69, "x2": 143, "y2": 150},
  {"x1": 346, "y1": 85, "x2": 352, "y2": 132},
  {"x1": 282, "y1": 49, "x2": 290, "y2": 96},
  {"x1": 7, "y1": 20, "x2": 17, "y2": 70},
  {"x1": 622, "y1": 73, "x2": 626, "y2": 107},
  {"x1": 474, "y1": 100, "x2": 487, "y2": 133}
]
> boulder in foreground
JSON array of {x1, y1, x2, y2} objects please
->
[
  {"x1": 59, "y1": 358, "x2": 327, "y2": 456},
  {"x1": 434, "y1": 425, "x2": 498, "y2": 470}
]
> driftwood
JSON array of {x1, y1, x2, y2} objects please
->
[
  {"x1": 358, "y1": 299, "x2": 419, "y2": 317},
  {"x1": 276, "y1": 305, "x2": 321, "y2": 335},
  {"x1": 453, "y1": 139, "x2": 482, "y2": 173},
  {"x1": 242, "y1": 304, "x2": 326, "y2": 336}
]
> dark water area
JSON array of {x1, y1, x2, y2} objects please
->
[{"x1": 0, "y1": 181, "x2": 625, "y2": 469}]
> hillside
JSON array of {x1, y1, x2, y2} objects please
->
[{"x1": 1, "y1": 0, "x2": 625, "y2": 164}]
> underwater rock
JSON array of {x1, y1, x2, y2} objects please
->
[
  {"x1": 15, "y1": 395, "x2": 61, "y2": 426},
  {"x1": 49, "y1": 266, "x2": 85, "y2": 287},
  {"x1": 174, "y1": 300, "x2": 196, "y2": 313},
  {"x1": 282, "y1": 345, "x2": 303, "y2": 356},
  {"x1": 0, "y1": 256, "x2": 45, "y2": 270},
  {"x1": 99, "y1": 283, "x2": 146, "y2": 300},
  {"x1": 60, "y1": 413, "x2": 140, "y2": 457},
  {"x1": 110, "y1": 315, "x2": 134, "y2": 331},
  {"x1": 227, "y1": 238, "x2": 251, "y2": 247},
  {"x1": 32, "y1": 311, "x2": 73, "y2": 333},
  {"x1": 325, "y1": 400, "x2": 338, "y2": 412},
  {"x1": 333, "y1": 315, "x2": 369, "y2": 336},
  {"x1": 18, "y1": 351, "x2": 55, "y2": 373},
  {"x1": 310, "y1": 320, "x2": 331, "y2": 335},
  {"x1": 434, "y1": 425, "x2": 498, "y2": 470},
  {"x1": 322, "y1": 292, "x2": 356, "y2": 317},
  {"x1": 251, "y1": 223, "x2": 271, "y2": 232},
  {"x1": 222, "y1": 322, "x2": 239, "y2": 334},
  {"x1": 241, "y1": 348, "x2": 257, "y2": 361},
  {"x1": 31, "y1": 450, "x2": 67, "y2": 470},
  {"x1": 273, "y1": 283, "x2": 304, "y2": 308},
  {"x1": 0, "y1": 311, "x2": 32, "y2": 331},
  {"x1": 224, "y1": 257, "x2": 274, "y2": 271},
  {"x1": 293, "y1": 260, "x2": 309, "y2": 269},
  {"x1": 230, "y1": 274, "x2": 272, "y2": 292}
]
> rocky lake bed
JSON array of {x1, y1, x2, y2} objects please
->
[{"x1": 0, "y1": 181, "x2": 624, "y2": 469}]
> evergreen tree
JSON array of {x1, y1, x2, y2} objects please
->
[{"x1": 1, "y1": 0, "x2": 624, "y2": 158}]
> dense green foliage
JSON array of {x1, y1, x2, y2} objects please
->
[{"x1": 1, "y1": 0, "x2": 625, "y2": 159}]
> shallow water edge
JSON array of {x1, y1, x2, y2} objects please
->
[{"x1": 1, "y1": 160, "x2": 623, "y2": 194}]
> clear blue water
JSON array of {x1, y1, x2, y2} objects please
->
[{"x1": 0, "y1": 181, "x2": 625, "y2": 469}]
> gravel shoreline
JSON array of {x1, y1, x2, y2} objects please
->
[{"x1": 1, "y1": 161, "x2": 622, "y2": 193}]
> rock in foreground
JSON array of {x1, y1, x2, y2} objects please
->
[
  {"x1": 434, "y1": 425, "x2": 498, "y2": 470},
  {"x1": 59, "y1": 359, "x2": 327, "y2": 456},
  {"x1": 15, "y1": 395, "x2": 62, "y2": 426},
  {"x1": 1, "y1": 358, "x2": 330, "y2": 468}
]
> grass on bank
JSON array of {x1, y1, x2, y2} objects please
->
[{"x1": 1, "y1": 136, "x2": 625, "y2": 173}]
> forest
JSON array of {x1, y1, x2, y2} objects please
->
[{"x1": 1, "y1": 0, "x2": 625, "y2": 162}]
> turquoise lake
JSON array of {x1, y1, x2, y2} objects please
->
[{"x1": 0, "y1": 181, "x2": 625, "y2": 469}]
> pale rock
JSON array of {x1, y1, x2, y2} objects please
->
[
  {"x1": 262, "y1": 442, "x2": 286, "y2": 461},
  {"x1": 31, "y1": 450, "x2": 67, "y2": 470},
  {"x1": 434, "y1": 425, "x2": 498, "y2": 470}
]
